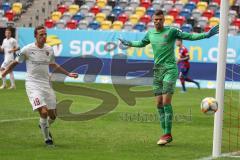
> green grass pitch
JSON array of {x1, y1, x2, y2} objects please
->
[{"x1": 0, "y1": 80, "x2": 235, "y2": 160}]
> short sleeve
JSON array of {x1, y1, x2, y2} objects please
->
[
  {"x1": 12, "y1": 39, "x2": 18, "y2": 48},
  {"x1": 49, "y1": 47, "x2": 55, "y2": 63},
  {"x1": 15, "y1": 46, "x2": 27, "y2": 63}
]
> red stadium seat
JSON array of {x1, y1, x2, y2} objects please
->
[
  {"x1": 45, "y1": 19, "x2": 55, "y2": 28},
  {"x1": 213, "y1": 0, "x2": 221, "y2": 6},
  {"x1": 5, "y1": 10, "x2": 14, "y2": 21},
  {"x1": 140, "y1": 0, "x2": 152, "y2": 9},
  {"x1": 204, "y1": 25, "x2": 211, "y2": 32},
  {"x1": 175, "y1": 16, "x2": 185, "y2": 26},
  {"x1": 66, "y1": 20, "x2": 78, "y2": 29},
  {"x1": 118, "y1": 13, "x2": 128, "y2": 24},
  {"x1": 90, "y1": 5, "x2": 101, "y2": 15},
  {"x1": 202, "y1": 10, "x2": 214, "y2": 20},
  {"x1": 232, "y1": 18, "x2": 240, "y2": 28},
  {"x1": 168, "y1": 8, "x2": 179, "y2": 19},
  {"x1": 140, "y1": 14, "x2": 151, "y2": 24},
  {"x1": 57, "y1": 5, "x2": 68, "y2": 14}
]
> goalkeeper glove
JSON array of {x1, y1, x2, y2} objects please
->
[
  {"x1": 206, "y1": 25, "x2": 219, "y2": 38},
  {"x1": 118, "y1": 38, "x2": 132, "y2": 46}
]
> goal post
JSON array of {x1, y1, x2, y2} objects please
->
[{"x1": 212, "y1": 0, "x2": 229, "y2": 157}]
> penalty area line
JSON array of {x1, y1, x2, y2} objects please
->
[{"x1": 0, "y1": 117, "x2": 39, "y2": 123}]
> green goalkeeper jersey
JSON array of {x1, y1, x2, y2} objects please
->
[{"x1": 130, "y1": 26, "x2": 207, "y2": 69}]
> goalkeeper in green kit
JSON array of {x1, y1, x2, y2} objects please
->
[{"x1": 119, "y1": 10, "x2": 219, "y2": 145}]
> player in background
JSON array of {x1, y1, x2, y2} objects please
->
[
  {"x1": 119, "y1": 10, "x2": 219, "y2": 145},
  {"x1": 2, "y1": 25, "x2": 78, "y2": 146},
  {"x1": 0, "y1": 27, "x2": 20, "y2": 89},
  {"x1": 176, "y1": 39, "x2": 200, "y2": 92}
]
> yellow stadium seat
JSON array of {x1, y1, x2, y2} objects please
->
[
  {"x1": 129, "y1": 14, "x2": 140, "y2": 24},
  {"x1": 135, "y1": 7, "x2": 146, "y2": 17},
  {"x1": 180, "y1": 0, "x2": 188, "y2": 4},
  {"x1": 69, "y1": 4, "x2": 80, "y2": 15},
  {"x1": 96, "y1": 13, "x2": 106, "y2": 23},
  {"x1": 164, "y1": 15, "x2": 174, "y2": 26},
  {"x1": 101, "y1": 20, "x2": 112, "y2": 30},
  {"x1": 197, "y1": 2, "x2": 208, "y2": 12},
  {"x1": 12, "y1": 2, "x2": 22, "y2": 14},
  {"x1": 97, "y1": 0, "x2": 107, "y2": 8},
  {"x1": 112, "y1": 21, "x2": 123, "y2": 30},
  {"x1": 209, "y1": 17, "x2": 220, "y2": 27},
  {"x1": 51, "y1": 11, "x2": 62, "y2": 22},
  {"x1": 229, "y1": 0, "x2": 234, "y2": 6}
]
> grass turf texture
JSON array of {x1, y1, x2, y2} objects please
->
[{"x1": 0, "y1": 80, "x2": 236, "y2": 160}]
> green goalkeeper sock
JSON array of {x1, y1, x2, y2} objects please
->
[
  {"x1": 157, "y1": 107, "x2": 165, "y2": 133},
  {"x1": 164, "y1": 104, "x2": 173, "y2": 134}
]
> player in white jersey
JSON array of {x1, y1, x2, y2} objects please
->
[
  {"x1": 2, "y1": 25, "x2": 78, "y2": 146},
  {"x1": 0, "y1": 27, "x2": 19, "y2": 89}
]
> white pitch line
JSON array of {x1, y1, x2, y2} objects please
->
[
  {"x1": 0, "y1": 117, "x2": 38, "y2": 123},
  {"x1": 198, "y1": 152, "x2": 240, "y2": 160}
]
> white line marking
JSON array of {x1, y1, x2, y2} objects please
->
[{"x1": 0, "y1": 117, "x2": 38, "y2": 123}]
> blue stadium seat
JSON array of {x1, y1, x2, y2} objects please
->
[
  {"x1": 134, "y1": 22, "x2": 146, "y2": 32},
  {"x1": 184, "y1": 2, "x2": 196, "y2": 11},
  {"x1": 146, "y1": 7, "x2": 155, "y2": 17},
  {"x1": 180, "y1": 8, "x2": 191, "y2": 19},
  {"x1": 181, "y1": 24, "x2": 193, "y2": 33},
  {"x1": 88, "y1": 21, "x2": 100, "y2": 30},
  {"x1": 72, "y1": 12, "x2": 85, "y2": 22},
  {"x1": 2, "y1": 2, "x2": 11, "y2": 12},
  {"x1": 112, "y1": 6, "x2": 123, "y2": 16},
  {"x1": 215, "y1": 9, "x2": 220, "y2": 18}
]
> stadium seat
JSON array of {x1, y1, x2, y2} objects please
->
[
  {"x1": 197, "y1": 16, "x2": 208, "y2": 28},
  {"x1": 129, "y1": 14, "x2": 140, "y2": 24},
  {"x1": 51, "y1": 11, "x2": 62, "y2": 22},
  {"x1": 88, "y1": 20, "x2": 100, "y2": 30},
  {"x1": 0, "y1": 17, "x2": 8, "y2": 27},
  {"x1": 124, "y1": 6, "x2": 134, "y2": 16},
  {"x1": 179, "y1": 8, "x2": 191, "y2": 19},
  {"x1": 175, "y1": 16, "x2": 186, "y2": 26},
  {"x1": 213, "y1": 0, "x2": 221, "y2": 5},
  {"x1": 118, "y1": 13, "x2": 128, "y2": 24},
  {"x1": 123, "y1": 21, "x2": 134, "y2": 31},
  {"x1": 129, "y1": 0, "x2": 140, "y2": 9},
  {"x1": 231, "y1": 4, "x2": 240, "y2": 15},
  {"x1": 64, "y1": 0, "x2": 75, "y2": 6},
  {"x1": 229, "y1": 0, "x2": 234, "y2": 6},
  {"x1": 174, "y1": 1, "x2": 184, "y2": 11},
  {"x1": 75, "y1": 0, "x2": 85, "y2": 6},
  {"x1": 90, "y1": 5, "x2": 101, "y2": 15},
  {"x1": 209, "y1": 17, "x2": 219, "y2": 27},
  {"x1": 140, "y1": 14, "x2": 151, "y2": 24},
  {"x1": 80, "y1": 5, "x2": 90, "y2": 15},
  {"x1": 146, "y1": 7, "x2": 155, "y2": 17},
  {"x1": 147, "y1": 21, "x2": 154, "y2": 29},
  {"x1": 12, "y1": 2, "x2": 22, "y2": 15},
  {"x1": 45, "y1": 19, "x2": 55, "y2": 28},
  {"x1": 168, "y1": 8, "x2": 179, "y2": 19},
  {"x1": 184, "y1": 1, "x2": 196, "y2": 11},
  {"x1": 140, "y1": 0, "x2": 152, "y2": 9},
  {"x1": 78, "y1": 20, "x2": 89, "y2": 29},
  {"x1": 69, "y1": 4, "x2": 79, "y2": 15},
  {"x1": 208, "y1": 2, "x2": 219, "y2": 12},
  {"x1": 214, "y1": 9, "x2": 220, "y2": 18},
  {"x1": 62, "y1": 12, "x2": 72, "y2": 22},
  {"x1": 112, "y1": 6, "x2": 123, "y2": 16},
  {"x1": 204, "y1": 25, "x2": 211, "y2": 32},
  {"x1": 101, "y1": 20, "x2": 112, "y2": 30},
  {"x1": 133, "y1": 22, "x2": 146, "y2": 32},
  {"x1": 2, "y1": 2, "x2": 11, "y2": 12},
  {"x1": 0, "y1": 10, "x2": 4, "y2": 18},
  {"x1": 228, "y1": 25, "x2": 239, "y2": 35},
  {"x1": 85, "y1": 12, "x2": 95, "y2": 22},
  {"x1": 72, "y1": 12, "x2": 85, "y2": 22},
  {"x1": 66, "y1": 20, "x2": 78, "y2": 29},
  {"x1": 106, "y1": 13, "x2": 116, "y2": 23},
  {"x1": 229, "y1": 10, "x2": 237, "y2": 24},
  {"x1": 186, "y1": 16, "x2": 196, "y2": 27},
  {"x1": 57, "y1": 5, "x2": 68, "y2": 14},
  {"x1": 163, "y1": 0, "x2": 174, "y2": 12},
  {"x1": 96, "y1": 13, "x2": 106, "y2": 23},
  {"x1": 101, "y1": 5, "x2": 112, "y2": 16},
  {"x1": 112, "y1": 20, "x2": 123, "y2": 30},
  {"x1": 193, "y1": 24, "x2": 203, "y2": 33},
  {"x1": 179, "y1": 0, "x2": 188, "y2": 4},
  {"x1": 197, "y1": 2, "x2": 208, "y2": 12},
  {"x1": 192, "y1": 9, "x2": 202, "y2": 20},
  {"x1": 164, "y1": 15, "x2": 174, "y2": 25},
  {"x1": 181, "y1": 23, "x2": 193, "y2": 33},
  {"x1": 135, "y1": 7, "x2": 146, "y2": 17},
  {"x1": 85, "y1": 0, "x2": 96, "y2": 8},
  {"x1": 55, "y1": 19, "x2": 66, "y2": 29},
  {"x1": 6, "y1": 21, "x2": 15, "y2": 27},
  {"x1": 202, "y1": 10, "x2": 214, "y2": 20},
  {"x1": 97, "y1": 0, "x2": 107, "y2": 8},
  {"x1": 118, "y1": 0, "x2": 128, "y2": 8},
  {"x1": 152, "y1": 0, "x2": 162, "y2": 10},
  {"x1": 5, "y1": 10, "x2": 14, "y2": 21},
  {"x1": 107, "y1": 0, "x2": 116, "y2": 8},
  {"x1": 172, "y1": 23, "x2": 180, "y2": 28}
]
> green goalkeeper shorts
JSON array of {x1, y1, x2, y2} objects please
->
[{"x1": 153, "y1": 66, "x2": 178, "y2": 96}]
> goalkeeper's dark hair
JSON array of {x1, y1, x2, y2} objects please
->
[
  {"x1": 34, "y1": 25, "x2": 46, "y2": 37},
  {"x1": 154, "y1": 10, "x2": 164, "y2": 16}
]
